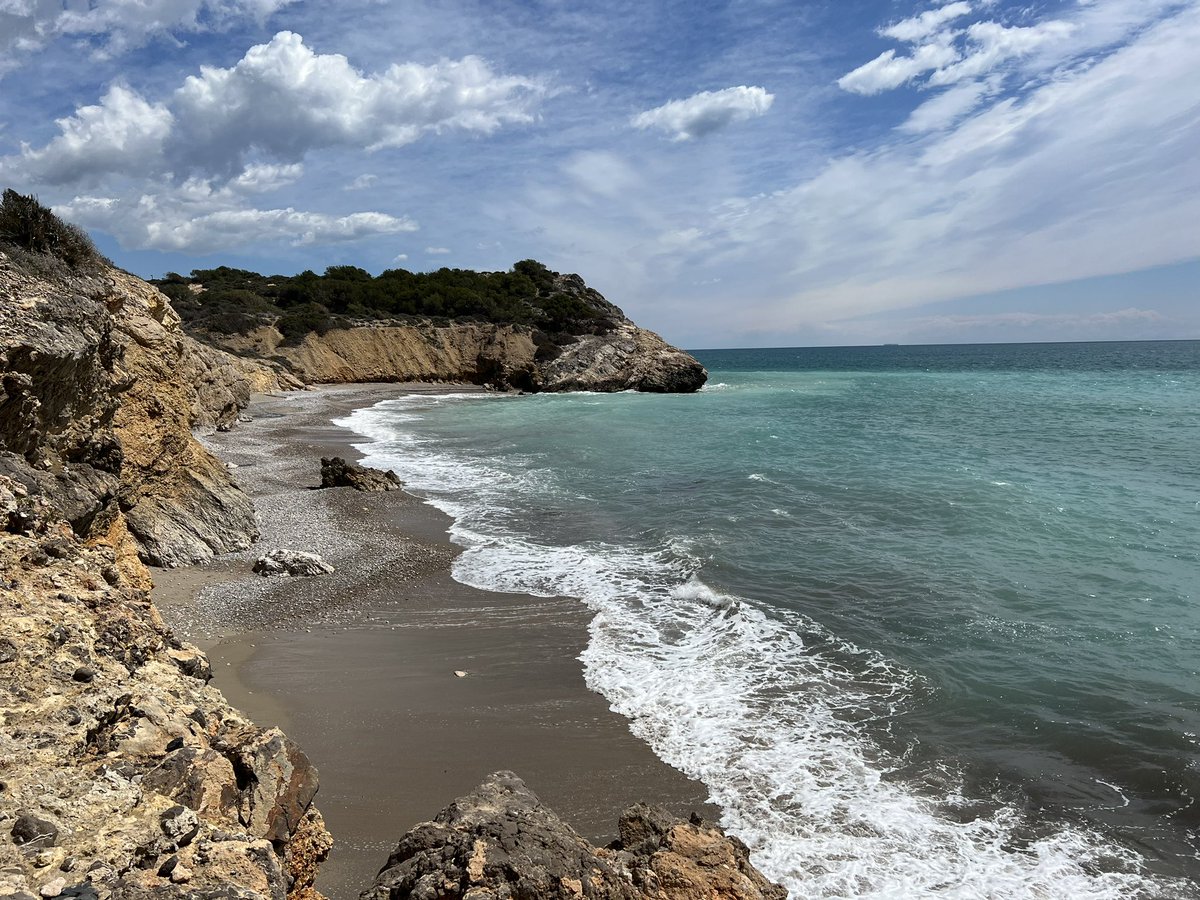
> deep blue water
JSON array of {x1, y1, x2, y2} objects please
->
[{"x1": 341, "y1": 340, "x2": 1200, "y2": 898}]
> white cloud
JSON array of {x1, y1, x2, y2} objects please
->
[
  {"x1": 425, "y1": 246, "x2": 451, "y2": 255},
  {"x1": 8, "y1": 31, "x2": 544, "y2": 185},
  {"x1": 347, "y1": 174, "x2": 378, "y2": 191},
  {"x1": 631, "y1": 86, "x2": 774, "y2": 140},
  {"x1": 837, "y1": 41, "x2": 960, "y2": 95},
  {"x1": 56, "y1": 188, "x2": 415, "y2": 253},
  {"x1": 17, "y1": 85, "x2": 174, "y2": 185},
  {"x1": 899, "y1": 81, "x2": 991, "y2": 132},
  {"x1": 392, "y1": 253, "x2": 409, "y2": 263},
  {"x1": 170, "y1": 32, "x2": 544, "y2": 175},
  {"x1": 0, "y1": 0, "x2": 296, "y2": 71},
  {"x1": 928, "y1": 20, "x2": 1075, "y2": 86},
  {"x1": 0, "y1": 30, "x2": 545, "y2": 255},
  {"x1": 227, "y1": 162, "x2": 304, "y2": 193},
  {"x1": 881, "y1": 2, "x2": 973, "y2": 43}
]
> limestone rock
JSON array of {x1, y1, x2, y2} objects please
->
[
  {"x1": 0, "y1": 474, "x2": 330, "y2": 900},
  {"x1": 0, "y1": 251, "x2": 277, "y2": 567},
  {"x1": 252, "y1": 549, "x2": 335, "y2": 577},
  {"x1": 363, "y1": 772, "x2": 786, "y2": 900},
  {"x1": 319, "y1": 457, "x2": 402, "y2": 492}
]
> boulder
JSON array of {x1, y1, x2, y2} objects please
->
[
  {"x1": 252, "y1": 549, "x2": 335, "y2": 577},
  {"x1": 319, "y1": 457, "x2": 402, "y2": 492},
  {"x1": 363, "y1": 771, "x2": 786, "y2": 900}
]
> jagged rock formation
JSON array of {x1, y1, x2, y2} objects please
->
[
  {"x1": 191, "y1": 274, "x2": 707, "y2": 394},
  {"x1": 0, "y1": 474, "x2": 331, "y2": 900},
  {"x1": 363, "y1": 772, "x2": 786, "y2": 900},
  {"x1": 319, "y1": 457, "x2": 403, "y2": 493},
  {"x1": 0, "y1": 251, "x2": 292, "y2": 567}
]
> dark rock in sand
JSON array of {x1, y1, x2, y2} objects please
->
[
  {"x1": 252, "y1": 548, "x2": 335, "y2": 577},
  {"x1": 319, "y1": 456, "x2": 403, "y2": 492},
  {"x1": 11, "y1": 813, "x2": 59, "y2": 848},
  {"x1": 363, "y1": 771, "x2": 786, "y2": 900}
]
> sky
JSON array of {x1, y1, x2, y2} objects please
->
[{"x1": 0, "y1": 0, "x2": 1197, "y2": 348}]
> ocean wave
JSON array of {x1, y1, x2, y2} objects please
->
[{"x1": 336, "y1": 397, "x2": 1184, "y2": 900}]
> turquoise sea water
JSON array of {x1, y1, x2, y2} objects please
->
[{"x1": 339, "y1": 341, "x2": 1200, "y2": 898}]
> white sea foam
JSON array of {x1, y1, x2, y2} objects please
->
[{"x1": 336, "y1": 398, "x2": 1184, "y2": 900}]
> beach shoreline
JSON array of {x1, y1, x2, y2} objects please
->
[{"x1": 152, "y1": 384, "x2": 715, "y2": 900}]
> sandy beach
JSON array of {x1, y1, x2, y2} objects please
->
[{"x1": 153, "y1": 384, "x2": 714, "y2": 900}]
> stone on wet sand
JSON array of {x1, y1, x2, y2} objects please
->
[{"x1": 252, "y1": 549, "x2": 335, "y2": 577}]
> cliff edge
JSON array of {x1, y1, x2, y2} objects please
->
[{"x1": 173, "y1": 267, "x2": 707, "y2": 393}]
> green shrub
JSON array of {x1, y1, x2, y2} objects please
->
[
  {"x1": 0, "y1": 189, "x2": 104, "y2": 274},
  {"x1": 277, "y1": 303, "x2": 332, "y2": 344}
]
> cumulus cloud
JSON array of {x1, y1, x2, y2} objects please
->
[
  {"x1": 346, "y1": 174, "x2": 378, "y2": 191},
  {"x1": 631, "y1": 86, "x2": 774, "y2": 140},
  {"x1": 0, "y1": 0, "x2": 296, "y2": 72},
  {"x1": 56, "y1": 188, "x2": 415, "y2": 253},
  {"x1": 17, "y1": 85, "x2": 174, "y2": 185},
  {"x1": 8, "y1": 31, "x2": 544, "y2": 185},
  {"x1": 0, "y1": 30, "x2": 545, "y2": 254},
  {"x1": 170, "y1": 31, "x2": 544, "y2": 176},
  {"x1": 425, "y1": 246, "x2": 451, "y2": 255}
]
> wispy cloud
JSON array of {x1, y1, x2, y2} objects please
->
[{"x1": 0, "y1": 0, "x2": 297, "y2": 73}]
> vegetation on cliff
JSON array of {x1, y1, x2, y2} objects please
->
[
  {"x1": 0, "y1": 189, "x2": 106, "y2": 277},
  {"x1": 153, "y1": 259, "x2": 619, "y2": 344}
]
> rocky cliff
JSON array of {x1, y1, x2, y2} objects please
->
[
  {"x1": 0, "y1": 251, "x2": 294, "y2": 569},
  {"x1": 0, "y1": 474, "x2": 331, "y2": 900}
]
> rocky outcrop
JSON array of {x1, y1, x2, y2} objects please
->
[
  {"x1": 363, "y1": 772, "x2": 786, "y2": 900},
  {"x1": 319, "y1": 457, "x2": 402, "y2": 493},
  {"x1": 0, "y1": 474, "x2": 331, "y2": 900},
  {"x1": 538, "y1": 321, "x2": 707, "y2": 393},
  {"x1": 0, "y1": 251, "x2": 288, "y2": 567}
]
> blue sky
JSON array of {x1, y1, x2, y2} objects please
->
[{"x1": 1, "y1": 0, "x2": 1197, "y2": 348}]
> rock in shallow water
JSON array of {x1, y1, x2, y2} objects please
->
[
  {"x1": 363, "y1": 771, "x2": 786, "y2": 900},
  {"x1": 252, "y1": 549, "x2": 335, "y2": 577}
]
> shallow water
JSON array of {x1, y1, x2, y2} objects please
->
[{"x1": 338, "y1": 341, "x2": 1200, "y2": 898}]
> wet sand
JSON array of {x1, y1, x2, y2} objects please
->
[{"x1": 153, "y1": 384, "x2": 714, "y2": 900}]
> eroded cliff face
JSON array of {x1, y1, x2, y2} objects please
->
[
  {"x1": 0, "y1": 475, "x2": 330, "y2": 900},
  {"x1": 0, "y1": 252, "x2": 292, "y2": 568},
  {"x1": 195, "y1": 273, "x2": 707, "y2": 394}
]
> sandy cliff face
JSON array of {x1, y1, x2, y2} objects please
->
[{"x1": 0, "y1": 253, "x2": 289, "y2": 568}]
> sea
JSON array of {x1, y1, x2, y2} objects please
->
[{"x1": 336, "y1": 340, "x2": 1200, "y2": 899}]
